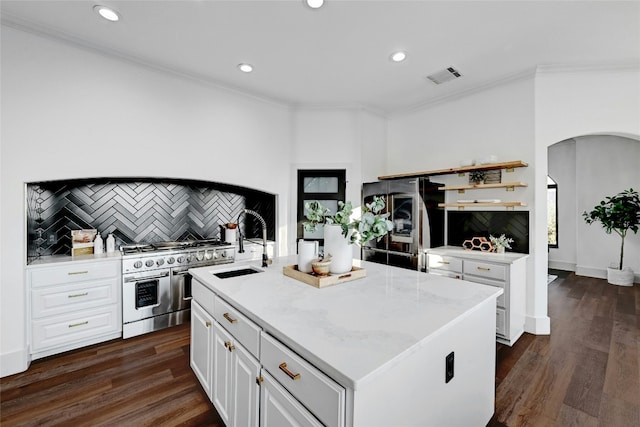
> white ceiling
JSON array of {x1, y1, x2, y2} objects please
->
[{"x1": 2, "y1": 0, "x2": 639, "y2": 114}]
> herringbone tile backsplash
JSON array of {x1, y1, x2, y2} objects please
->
[{"x1": 27, "y1": 179, "x2": 275, "y2": 261}]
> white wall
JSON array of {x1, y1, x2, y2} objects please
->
[
  {"x1": 548, "y1": 139, "x2": 577, "y2": 271},
  {"x1": 388, "y1": 77, "x2": 542, "y2": 332},
  {"x1": 0, "y1": 26, "x2": 293, "y2": 376},
  {"x1": 549, "y1": 136, "x2": 640, "y2": 279},
  {"x1": 535, "y1": 67, "x2": 640, "y2": 295},
  {"x1": 575, "y1": 136, "x2": 640, "y2": 279}
]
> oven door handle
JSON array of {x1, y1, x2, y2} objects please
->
[
  {"x1": 172, "y1": 270, "x2": 190, "y2": 276},
  {"x1": 124, "y1": 272, "x2": 169, "y2": 283}
]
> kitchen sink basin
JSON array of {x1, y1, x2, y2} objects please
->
[{"x1": 213, "y1": 266, "x2": 264, "y2": 279}]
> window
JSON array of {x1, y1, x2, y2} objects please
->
[
  {"x1": 547, "y1": 176, "x2": 558, "y2": 248},
  {"x1": 297, "y1": 170, "x2": 346, "y2": 245}
]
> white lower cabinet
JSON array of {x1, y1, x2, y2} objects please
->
[
  {"x1": 427, "y1": 248, "x2": 527, "y2": 346},
  {"x1": 27, "y1": 257, "x2": 122, "y2": 360},
  {"x1": 213, "y1": 321, "x2": 261, "y2": 427},
  {"x1": 260, "y1": 371, "x2": 323, "y2": 427},
  {"x1": 190, "y1": 301, "x2": 214, "y2": 399},
  {"x1": 191, "y1": 279, "x2": 338, "y2": 427}
]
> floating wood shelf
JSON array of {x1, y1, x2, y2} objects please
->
[
  {"x1": 440, "y1": 182, "x2": 528, "y2": 193},
  {"x1": 378, "y1": 160, "x2": 528, "y2": 180},
  {"x1": 438, "y1": 202, "x2": 527, "y2": 210}
]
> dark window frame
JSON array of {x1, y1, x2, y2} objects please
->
[
  {"x1": 548, "y1": 177, "x2": 558, "y2": 248},
  {"x1": 296, "y1": 169, "x2": 346, "y2": 246}
]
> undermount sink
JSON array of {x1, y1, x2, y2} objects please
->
[{"x1": 213, "y1": 266, "x2": 264, "y2": 279}]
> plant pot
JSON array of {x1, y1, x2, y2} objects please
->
[
  {"x1": 607, "y1": 266, "x2": 634, "y2": 286},
  {"x1": 323, "y1": 224, "x2": 353, "y2": 274}
]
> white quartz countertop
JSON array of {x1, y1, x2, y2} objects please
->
[
  {"x1": 26, "y1": 252, "x2": 121, "y2": 267},
  {"x1": 427, "y1": 246, "x2": 529, "y2": 263},
  {"x1": 189, "y1": 256, "x2": 502, "y2": 390}
]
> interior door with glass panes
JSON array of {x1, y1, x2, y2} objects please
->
[{"x1": 297, "y1": 170, "x2": 346, "y2": 255}]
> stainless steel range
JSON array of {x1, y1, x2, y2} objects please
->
[{"x1": 120, "y1": 239, "x2": 234, "y2": 338}]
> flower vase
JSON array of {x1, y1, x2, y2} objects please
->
[
  {"x1": 323, "y1": 224, "x2": 353, "y2": 274},
  {"x1": 496, "y1": 246, "x2": 505, "y2": 254}
]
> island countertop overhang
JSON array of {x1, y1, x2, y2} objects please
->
[{"x1": 189, "y1": 256, "x2": 502, "y2": 390}]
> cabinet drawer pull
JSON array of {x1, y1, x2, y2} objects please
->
[
  {"x1": 279, "y1": 362, "x2": 301, "y2": 381},
  {"x1": 68, "y1": 292, "x2": 89, "y2": 298},
  {"x1": 440, "y1": 261, "x2": 450, "y2": 265},
  {"x1": 224, "y1": 341, "x2": 235, "y2": 352},
  {"x1": 68, "y1": 320, "x2": 88, "y2": 328},
  {"x1": 223, "y1": 312, "x2": 238, "y2": 324},
  {"x1": 477, "y1": 266, "x2": 491, "y2": 271},
  {"x1": 205, "y1": 321, "x2": 211, "y2": 328},
  {"x1": 68, "y1": 271, "x2": 89, "y2": 276}
]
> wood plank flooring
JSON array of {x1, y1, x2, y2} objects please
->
[{"x1": 2, "y1": 272, "x2": 638, "y2": 426}]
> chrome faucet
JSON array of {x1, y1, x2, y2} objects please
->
[{"x1": 237, "y1": 209, "x2": 270, "y2": 268}]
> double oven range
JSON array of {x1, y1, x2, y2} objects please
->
[{"x1": 120, "y1": 239, "x2": 235, "y2": 338}]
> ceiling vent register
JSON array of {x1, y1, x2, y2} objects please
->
[{"x1": 426, "y1": 67, "x2": 462, "y2": 85}]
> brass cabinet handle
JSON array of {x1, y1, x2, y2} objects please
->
[
  {"x1": 477, "y1": 266, "x2": 491, "y2": 271},
  {"x1": 279, "y1": 362, "x2": 301, "y2": 381},
  {"x1": 68, "y1": 271, "x2": 89, "y2": 276},
  {"x1": 441, "y1": 261, "x2": 450, "y2": 265},
  {"x1": 205, "y1": 321, "x2": 211, "y2": 328},
  {"x1": 68, "y1": 292, "x2": 89, "y2": 298},
  {"x1": 223, "y1": 313, "x2": 238, "y2": 324},
  {"x1": 68, "y1": 321, "x2": 88, "y2": 328},
  {"x1": 224, "y1": 341, "x2": 235, "y2": 351}
]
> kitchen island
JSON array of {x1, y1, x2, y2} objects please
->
[{"x1": 189, "y1": 256, "x2": 502, "y2": 427}]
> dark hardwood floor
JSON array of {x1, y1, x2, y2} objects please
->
[{"x1": 2, "y1": 272, "x2": 638, "y2": 426}]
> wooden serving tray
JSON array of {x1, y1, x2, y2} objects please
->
[{"x1": 282, "y1": 265, "x2": 367, "y2": 288}]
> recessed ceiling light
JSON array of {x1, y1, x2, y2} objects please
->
[
  {"x1": 238, "y1": 63, "x2": 253, "y2": 73},
  {"x1": 93, "y1": 5, "x2": 120, "y2": 22},
  {"x1": 306, "y1": 0, "x2": 324, "y2": 9},
  {"x1": 390, "y1": 51, "x2": 407, "y2": 62}
]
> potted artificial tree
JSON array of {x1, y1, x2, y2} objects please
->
[{"x1": 582, "y1": 188, "x2": 640, "y2": 286}]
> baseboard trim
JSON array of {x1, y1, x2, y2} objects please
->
[
  {"x1": 1, "y1": 346, "x2": 30, "y2": 378},
  {"x1": 548, "y1": 261, "x2": 576, "y2": 272},
  {"x1": 524, "y1": 315, "x2": 550, "y2": 335},
  {"x1": 576, "y1": 265, "x2": 640, "y2": 284}
]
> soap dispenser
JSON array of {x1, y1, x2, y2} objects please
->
[
  {"x1": 94, "y1": 232, "x2": 104, "y2": 254},
  {"x1": 106, "y1": 233, "x2": 116, "y2": 253}
]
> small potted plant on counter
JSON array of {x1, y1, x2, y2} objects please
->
[
  {"x1": 303, "y1": 196, "x2": 393, "y2": 274},
  {"x1": 583, "y1": 188, "x2": 640, "y2": 286},
  {"x1": 489, "y1": 234, "x2": 513, "y2": 254}
]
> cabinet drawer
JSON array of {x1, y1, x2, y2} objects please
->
[
  {"x1": 260, "y1": 370, "x2": 323, "y2": 427},
  {"x1": 427, "y1": 254, "x2": 462, "y2": 273},
  {"x1": 261, "y1": 333, "x2": 345, "y2": 427},
  {"x1": 463, "y1": 260, "x2": 506, "y2": 281},
  {"x1": 32, "y1": 278, "x2": 118, "y2": 319},
  {"x1": 192, "y1": 279, "x2": 215, "y2": 316},
  {"x1": 214, "y1": 297, "x2": 261, "y2": 359},
  {"x1": 32, "y1": 305, "x2": 119, "y2": 351},
  {"x1": 428, "y1": 269, "x2": 462, "y2": 280},
  {"x1": 30, "y1": 261, "x2": 119, "y2": 288}
]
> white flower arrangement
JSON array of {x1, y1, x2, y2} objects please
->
[{"x1": 489, "y1": 234, "x2": 514, "y2": 251}]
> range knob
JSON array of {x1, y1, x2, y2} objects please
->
[
  {"x1": 204, "y1": 251, "x2": 213, "y2": 260},
  {"x1": 187, "y1": 255, "x2": 195, "y2": 263},
  {"x1": 212, "y1": 251, "x2": 219, "y2": 259},
  {"x1": 221, "y1": 251, "x2": 227, "y2": 258},
  {"x1": 145, "y1": 259, "x2": 154, "y2": 267},
  {"x1": 156, "y1": 258, "x2": 165, "y2": 266},
  {"x1": 167, "y1": 257, "x2": 175, "y2": 264},
  {"x1": 195, "y1": 252, "x2": 204, "y2": 261},
  {"x1": 134, "y1": 261, "x2": 143, "y2": 269},
  {"x1": 177, "y1": 256, "x2": 185, "y2": 263}
]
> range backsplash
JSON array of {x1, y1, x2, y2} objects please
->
[{"x1": 26, "y1": 178, "x2": 275, "y2": 262}]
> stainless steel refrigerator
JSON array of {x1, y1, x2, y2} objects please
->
[{"x1": 362, "y1": 177, "x2": 445, "y2": 271}]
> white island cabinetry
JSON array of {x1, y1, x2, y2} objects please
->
[
  {"x1": 427, "y1": 246, "x2": 528, "y2": 346},
  {"x1": 27, "y1": 255, "x2": 122, "y2": 360},
  {"x1": 190, "y1": 256, "x2": 502, "y2": 427}
]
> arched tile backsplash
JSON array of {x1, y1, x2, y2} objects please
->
[{"x1": 26, "y1": 178, "x2": 275, "y2": 262}]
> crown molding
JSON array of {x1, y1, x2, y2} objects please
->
[{"x1": 536, "y1": 62, "x2": 640, "y2": 74}]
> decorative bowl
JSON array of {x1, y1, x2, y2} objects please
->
[{"x1": 311, "y1": 258, "x2": 331, "y2": 276}]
